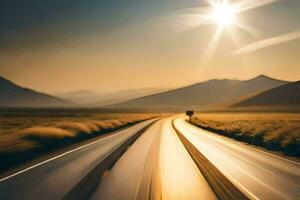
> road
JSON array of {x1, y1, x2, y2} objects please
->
[
  {"x1": 92, "y1": 118, "x2": 216, "y2": 200},
  {"x1": 174, "y1": 117, "x2": 300, "y2": 200},
  {"x1": 1, "y1": 117, "x2": 299, "y2": 200},
  {"x1": 0, "y1": 119, "x2": 156, "y2": 200},
  {"x1": 93, "y1": 117, "x2": 300, "y2": 200}
]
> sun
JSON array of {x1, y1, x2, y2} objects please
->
[
  {"x1": 168, "y1": 0, "x2": 277, "y2": 65},
  {"x1": 211, "y1": 4, "x2": 236, "y2": 27}
]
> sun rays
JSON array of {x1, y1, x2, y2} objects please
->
[
  {"x1": 210, "y1": 3, "x2": 237, "y2": 27},
  {"x1": 166, "y1": 0, "x2": 278, "y2": 65}
]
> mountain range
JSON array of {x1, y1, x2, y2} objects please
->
[
  {"x1": 1, "y1": 74, "x2": 299, "y2": 109},
  {"x1": 234, "y1": 80, "x2": 300, "y2": 107},
  {"x1": 55, "y1": 90, "x2": 101, "y2": 105},
  {"x1": 56, "y1": 88, "x2": 169, "y2": 106},
  {"x1": 0, "y1": 76, "x2": 69, "y2": 107},
  {"x1": 111, "y1": 75, "x2": 290, "y2": 110}
]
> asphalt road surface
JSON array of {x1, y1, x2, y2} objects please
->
[
  {"x1": 92, "y1": 119, "x2": 216, "y2": 200},
  {"x1": 174, "y1": 117, "x2": 300, "y2": 200},
  {"x1": 1, "y1": 117, "x2": 299, "y2": 200},
  {"x1": 0, "y1": 119, "x2": 156, "y2": 200}
]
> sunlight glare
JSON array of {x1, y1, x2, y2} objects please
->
[
  {"x1": 168, "y1": 0, "x2": 278, "y2": 65},
  {"x1": 212, "y1": 4, "x2": 236, "y2": 27}
]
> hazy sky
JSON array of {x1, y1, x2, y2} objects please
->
[{"x1": 0, "y1": 0, "x2": 299, "y2": 93}]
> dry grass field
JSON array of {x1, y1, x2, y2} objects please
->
[
  {"x1": 0, "y1": 108, "x2": 162, "y2": 172},
  {"x1": 190, "y1": 112, "x2": 300, "y2": 157}
]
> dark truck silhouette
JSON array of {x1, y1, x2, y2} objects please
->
[{"x1": 186, "y1": 110, "x2": 194, "y2": 120}]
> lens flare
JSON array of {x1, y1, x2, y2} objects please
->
[
  {"x1": 167, "y1": 0, "x2": 278, "y2": 65},
  {"x1": 211, "y1": 5, "x2": 236, "y2": 26}
]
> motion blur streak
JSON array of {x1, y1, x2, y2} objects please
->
[
  {"x1": 174, "y1": 118, "x2": 300, "y2": 200},
  {"x1": 93, "y1": 118, "x2": 216, "y2": 200},
  {"x1": 92, "y1": 121, "x2": 162, "y2": 200},
  {"x1": 0, "y1": 120, "x2": 155, "y2": 200},
  {"x1": 159, "y1": 120, "x2": 216, "y2": 200}
]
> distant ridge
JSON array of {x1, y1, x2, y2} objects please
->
[
  {"x1": 62, "y1": 90, "x2": 97, "y2": 97},
  {"x1": 234, "y1": 80, "x2": 300, "y2": 106},
  {"x1": 55, "y1": 90, "x2": 100, "y2": 105},
  {"x1": 111, "y1": 75, "x2": 288, "y2": 110},
  {"x1": 91, "y1": 88, "x2": 170, "y2": 107},
  {"x1": 0, "y1": 76, "x2": 70, "y2": 107}
]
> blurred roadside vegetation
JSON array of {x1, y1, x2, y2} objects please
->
[{"x1": 190, "y1": 112, "x2": 300, "y2": 157}]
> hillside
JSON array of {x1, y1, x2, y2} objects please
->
[
  {"x1": 0, "y1": 76, "x2": 70, "y2": 107},
  {"x1": 234, "y1": 80, "x2": 300, "y2": 106},
  {"x1": 91, "y1": 88, "x2": 170, "y2": 107},
  {"x1": 111, "y1": 75, "x2": 288, "y2": 110},
  {"x1": 55, "y1": 90, "x2": 100, "y2": 105}
]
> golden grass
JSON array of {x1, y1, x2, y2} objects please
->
[
  {"x1": 190, "y1": 113, "x2": 300, "y2": 157},
  {"x1": 56, "y1": 122, "x2": 94, "y2": 134},
  {"x1": 19, "y1": 127, "x2": 76, "y2": 138},
  {"x1": 0, "y1": 135, "x2": 37, "y2": 153},
  {"x1": 0, "y1": 112, "x2": 161, "y2": 155},
  {"x1": 0, "y1": 109, "x2": 174, "y2": 172}
]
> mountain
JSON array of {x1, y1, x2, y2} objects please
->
[
  {"x1": 0, "y1": 76, "x2": 70, "y2": 107},
  {"x1": 56, "y1": 88, "x2": 169, "y2": 106},
  {"x1": 55, "y1": 90, "x2": 100, "y2": 105},
  {"x1": 111, "y1": 75, "x2": 288, "y2": 110},
  {"x1": 60, "y1": 90, "x2": 97, "y2": 98},
  {"x1": 234, "y1": 80, "x2": 300, "y2": 107},
  {"x1": 91, "y1": 88, "x2": 170, "y2": 107}
]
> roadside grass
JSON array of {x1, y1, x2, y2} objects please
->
[
  {"x1": 0, "y1": 111, "x2": 163, "y2": 173},
  {"x1": 190, "y1": 113, "x2": 300, "y2": 157}
]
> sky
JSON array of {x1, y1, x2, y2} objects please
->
[{"x1": 0, "y1": 0, "x2": 299, "y2": 93}]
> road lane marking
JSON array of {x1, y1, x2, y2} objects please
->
[
  {"x1": 64, "y1": 120, "x2": 157, "y2": 200},
  {"x1": 181, "y1": 122, "x2": 299, "y2": 186},
  {"x1": 0, "y1": 121, "x2": 152, "y2": 183},
  {"x1": 220, "y1": 171, "x2": 260, "y2": 200},
  {"x1": 175, "y1": 118, "x2": 300, "y2": 200},
  {"x1": 162, "y1": 120, "x2": 217, "y2": 200},
  {"x1": 92, "y1": 120, "x2": 161, "y2": 200},
  {"x1": 181, "y1": 118, "x2": 300, "y2": 166},
  {"x1": 173, "y1": 118, "x2": 254, "y2": 200}
]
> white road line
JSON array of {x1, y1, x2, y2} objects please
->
[
  {"x1": 221, "y1": 170, "x2": 260, "y2": 200},
  {"x1": 173, "y1": 119, "x2": 261, "y2": 200},
  {"x1": 238, "y1": 141, "x2": 300, "y2": 166},
  {"x1": 182, "y1": 118, "x2": 300, "y2": 166},
  {"x1": 0, "y1": 125, "x2": 141, "y2": 183},
  {"x1": 175, "y1": 118, "x2": 300, "y2": 200}
]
